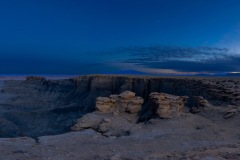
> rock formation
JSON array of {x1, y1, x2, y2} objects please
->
[
  {"x1": 1, "y1": 75, "x2": 240, "y2": 159},
  {"x1": 188, "y1": 96, "x2": 211, "y2": 114},
  {"x1": 96, "y1": 97, "x2": 116, "y2": 113},
  {"x1": 71, "y1": 112, "x2": 107, "y2": 131},
  {"x1": 72, "y1": 91, "x2": 194, "y2": 137},
  {"x1": 96, "y1": 90, "x2": 144, "y2": 114},
  {"x1": 194, "y1": 96, "x2": 211, "y2": 108},
  {"x1": 72, "y1": 91, "x2": 143, "y2": 137},
  {"x1": 1, "y1": 75, "x2": 239, "y2": 138},
  {"x1": 149, "y1": 92, "x2": 189, "y2": 118}
]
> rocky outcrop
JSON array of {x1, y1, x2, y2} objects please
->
[
  {"x1": 96, "y1": 97, "x2": 116, "y2": 113},
  {"x1": 149, "y1": 92, "x2": 189, "y2": 119},
  {"x1": 71, "y1": 112, "x2": 108, "y2": 131},
  {"x1": 1, "y1": 76, "x2": 240, "y2": 159},
  {"x1": 97, "y1": 116, "x2": 136, "y2": 137},
  {"x1": 96, "y1": 91, "x2": 144, "y2": 114},
  {"x1": 72, "y1": 91, "x2": 143, "y2": 137},
  {"x1": 1, "y1": 75, "x2": 239, "y2": 138},
  {"x1": 189, "y1": 96, "x2": 212, "y2": 114},
  {"x1": 72, "y1": 91, "x2": 194, "y2": 136}
]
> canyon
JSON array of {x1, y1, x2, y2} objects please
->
[{"x1": 0, "y1": 75, "x2": 239, "y2": 159}]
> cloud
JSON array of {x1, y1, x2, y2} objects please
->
[{"x1": 96, "y1": 46, "x2": 240, "y2": 74}]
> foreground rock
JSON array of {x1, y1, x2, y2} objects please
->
[{"x1": 72, "y1": 91, "x2": 143, "y2": 137}]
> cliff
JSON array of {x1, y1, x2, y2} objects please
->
[{"x1": 0, "y1": 75, "x2": 239, "y2": 138}]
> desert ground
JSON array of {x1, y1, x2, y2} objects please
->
[{"x1": 0, "y1": 75, "x2": 239, "y2": 160}]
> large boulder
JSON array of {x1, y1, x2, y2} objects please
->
[
  {"x1": 72, "y1": 91, "x2": 143, "y2": 135},
  {"x1": 98, "y1": 116, "x2": 136, "y2": 137},
  {"x1": 149, "y1": 92, "x2": 189, "y2": 119},
  {"x1": 71, "y1": 112, "x2": 109, "y2": 131}
]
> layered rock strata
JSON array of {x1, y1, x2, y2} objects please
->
[
  {"x1": 149, "y1": 92, "x2": 189, "y2": 118},
  {"x1": 96, "y1": 90, "x2": 144, "y2": 114},
  {"x1": 1, "y1": 75, "x2": 239, "y2": 138}
]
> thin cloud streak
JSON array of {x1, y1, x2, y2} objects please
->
[{"x1": 97, "y1": 46, "x2": 240, "y2": 74}]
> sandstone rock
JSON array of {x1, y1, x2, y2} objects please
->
[
  {"x1": 95, "y1": 91, "x2": 144, "y2": 114},
  {"x1": 128, "y1": 96, "x2": 144, "y2": 104},
  {"x1": 149, "y1": 92, "x2": 189, "y2": 119},
  {"x1": 98, "y1": 118, "x2": 111, "y2": 133},
  {"x1": 73, "y1": 111, "x2": 138, "y2": 137},
  {"x1": 96, "y1": 97, "x2": 116, "y2": 113},
  {"x1": 126, "y1": 103, "x2": 142, "y2": 114},
  {"x1": 119, "y1": 90, "x2": 135, "y2": 99},
  {"x1": 71, "y1": 112, "x2": 108, "y2": 131},
  {"x1": 99, "y1": 116, "x2": 134, "y2": 137}
]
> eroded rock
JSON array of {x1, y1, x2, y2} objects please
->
[
  {"x1": 96, "y1": 91, "x2": 144, "y2": 114},
  {"x1": 194, "y1": 96, "x2": 211, "y2": 107},
  {"x1": 72, "y1": 91, "x2": 143, "y2": 136},
  {"x1": 98, "y1": 116, "x2": 134, "y2": 137},
  {"x1": 119, "y1": 90, "x2": 135, "y2": 99},
  {"x1": 71, "y1": 112, "x2": 109, "y2": 131},
  {"x1": 149, "y1": 92, "x2": 189, "y2": 119},
  {"x1": 96, "y1": 97, "x2": 116, "y2": 113}
]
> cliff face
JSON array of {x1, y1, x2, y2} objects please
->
[{"x1": 0, "y1": 75, "x2": 239, "y2": 138}]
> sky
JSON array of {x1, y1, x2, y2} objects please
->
[{"x1": 0, "y1": 0, "x2": 240, "y2": 75}]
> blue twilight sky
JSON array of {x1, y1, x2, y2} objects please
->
[{"x1": 0, "y1": 0, "x2": 240, "y2": 75}]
